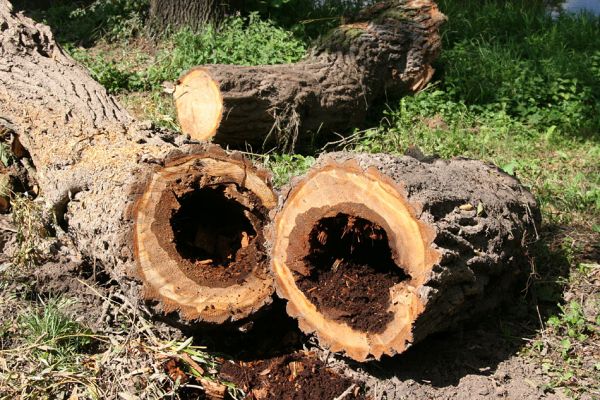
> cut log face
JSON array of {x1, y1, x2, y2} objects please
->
[
  {"x1": 174, "y1": 0, "x2": 445, "y2": 150},
  {"x1": 135, "y1": 153, "x2": 277, "y2": 323},
  {"x1": 0, "y1": 0, "x2": 278, "y2": 325},
  {"x1": 271, "y1": 153, "x2": 540, "y2": 361},
  {"x1": 174, "y1": 68, "x2": 223, "y2": 142}
]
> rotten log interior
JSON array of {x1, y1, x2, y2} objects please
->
[
  {"x1": 0, "y1": 0, "x2": 276, "y2": 324},
  {"x1": 1, "y1": 0, "x2": 542, "y2": 366},
  {"x1": 271, "y1": 152, "x2": 540, "y2": 361},
  {"x1": 174, "y1": 0, "x2": 445, "y2": 150},
  {"x1": 135, "y1": 154, "x2": 277, "y2": 322}
]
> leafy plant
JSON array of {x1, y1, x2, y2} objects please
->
[
  {"x1": 70, "y1": 48, "x2": 145, "y2": 94},
  {"x1": 262, "y1": 153, "x2": 316, "y2": 188},
  {"x1": 145, "y1": 13, "x2": 306, "y2": 89},
  {"x1": 27, "y1": 0, "x2": 148, "y2": 45},
  {"x1": 548, "y1": 301, "x2": 595, "y2": 344}
]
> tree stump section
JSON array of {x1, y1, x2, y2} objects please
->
[
  {"x1": 0, "y1": 0, "x2": 276, "y2": 323},
  {"x1": 174, "y1": 0, "x2": 446, "y2": 150},
  {"x1": 271, "y1": 152, "x2": 540, "y2": 361}
]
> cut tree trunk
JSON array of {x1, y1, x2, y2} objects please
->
[
  {"x1": 0, "y1": 0, "x2": 277, "y2": 323},
  {"x1": 174, "y1": 0, "x2": 445, "y2": 151},
  {"x1": 148, "y1": 0, "x2": 226, "y2": 34},
  {"x1": 270, "y1": 152, "x2": 540, "y2": 361}
]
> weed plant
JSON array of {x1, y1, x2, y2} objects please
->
[
  {"x1": 5, "y1": 0, "x2": 600, "y2": 397},
  {"x1": 340, "y1": 1, "x2": 599, "y2": 395},
  {"x1": 144, "y1": 13, "x2": 306, "y2": 89}
]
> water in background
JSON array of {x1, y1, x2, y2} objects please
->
[{"x1": 549, "y1": 0, "x2": 600, "y2": 16}]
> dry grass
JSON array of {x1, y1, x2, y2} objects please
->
[{"x1": 0, "y1": 276, "x2": 241, "y2": 400}]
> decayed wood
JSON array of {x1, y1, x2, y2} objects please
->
[
  {"x1": 270, "y1": 152, "x2": 540, "y2": 361},
  {"x1": 174, "y1": 0, "x2": 445, "y2": 151},
  {"x1": 0, "y1": 0, "x2": 276, "y2": 323}
]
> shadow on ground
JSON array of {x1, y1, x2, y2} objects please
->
[{"x1": 329, "y1": 223, "x2": 575, "y2": 399}]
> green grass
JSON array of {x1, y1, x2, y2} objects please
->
[
  {"x1": 144, "y1": 13, "x2": 306, "y2": 89},
  {"x1": 5, "y1": 0, "x2": 600, "y2": 398},
  {"x1": 69, "y1": 12, "x2": 306, "y2": 95},
  {"x1": 19, "y1": 298, "x2": 93, "y2": 368},
  {"x1": 339, "y1": 2, "x2": 600, "y2": 396},
  {"x1": 348, "y1": 88, "x2": 599, "y2": 226},
  {"x1": 260, "y1": 153, "x2": 316, "y2": 188}
]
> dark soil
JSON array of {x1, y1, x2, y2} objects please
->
[
  {"x1": 297, "y1": 214, "x2": 408, "y2": 333},
  {"x1": 219, "y1": 352, "x2": 365, "y2": 400},
  {"x1": 159, "y1": 177, "x2": 269, "y2": 287}
]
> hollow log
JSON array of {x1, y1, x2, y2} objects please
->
[
  {"x1": 0, "y1": 0, "x2": 276, "y2": 323},
  {"x1": 174, "y1": 0, "x2": 445, "y2": 151},
  {"x1": 270, "y1": 152, "x2": 540, "y2": 361}
]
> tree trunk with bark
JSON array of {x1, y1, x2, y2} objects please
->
[
  {"x1": 0, "y1": 0, "x2": 277, "y2": 324},
  {"x1": 149, "y1": 0, "x2": 226, "y2": 34},
  {"x1": 270, "y1": 152, "x2": 540, "y2": 361},
  {"x1": 174, "y1": 0, "x2": 446, "y2": 151}
]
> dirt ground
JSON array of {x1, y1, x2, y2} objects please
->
[{"x1": 2, "y1": 213, "x2": 581, "y2": 400}]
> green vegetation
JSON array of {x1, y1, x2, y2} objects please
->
[
  {"x1": 144, "y1": 13, "x2": 306, "y2": 88},
  {"x1": 19, "y1": 0, "x2": 147, "y2": 45},
  {"x1": 3, "y1": 0, "x2": 599, "y2": 398},
  {"x1": 19, "y1": 298, "x2": 93, "y2": 369},
  {"x1": 340, "y1": 1, "x2": 599, "y2": 395},
  {"x1": 260, "y1": 153, "x2": 316, "y2": 188},
  {"x1": 70, "y1": 13, "x2": 306, "y2": 94},
  {"x1": 0, "y1": 295, "x2": 101, "y2": 399}
]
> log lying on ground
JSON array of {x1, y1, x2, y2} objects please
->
[
  {"x1": 0, "y1": 0, "x2": 276, "y2": 323},
  {"x1": 270, "y1": 152, "x2": 540, "y2": 361},
  {"x1": 174, "y1": 0, "x2": 445, "y2": 150}
]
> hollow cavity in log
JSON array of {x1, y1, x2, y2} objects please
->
[
  {"x1": 297, "y1": 213, "x2": 409, "y2": 334},
  {"x1": 135, "y1": 154, "x2": 277, "y2": 323},
  {"x1": 272, "y1": 152, "x2": 540, "y2": 361},
  {"x1": 272, "y1": 159, "x2": 438, "y2": 361}
]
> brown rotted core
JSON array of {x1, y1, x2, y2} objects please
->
[
  {"x1": 297, "y1": 213, "x2": 409, "y2": 334},
  {"x1": 169, "y1": 183, "x2": 263, "y2": 286}
]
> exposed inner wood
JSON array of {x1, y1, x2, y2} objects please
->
[
  {"x1": 174, "y1": 68, "x2": 223, "y2": 141},
  {"x1": 272, "y1": 162, "x2": 438, "y2": 361},
  {"x1": 174, "y1": 0, "x2": 445, "y2": 150},
  {"x1": 297, "y1": 213, "x2": 410, "y2": 334},
  {"x1": 135, "y1": 155, "x2": 277, "y2": 323},
  {"x1": 271, "y1": 152, "x2": 540, "y2": 362}
]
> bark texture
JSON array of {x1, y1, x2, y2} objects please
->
[
  {"x1": 149, "y1": 0, "x2": 225, "y2": 34},
  {"x1": 270, "y1": 152, "x2": 540, "y2": 361},
  {"x1": 175, "y1": 0, "x2": 445, "y2": 151},
  {"x1": 0, "y1": 0, "x2": 276, "y2": 323}
]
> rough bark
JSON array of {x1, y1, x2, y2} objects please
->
[
  {"x1": 270, "y1": 152, "x2": 540, "y2": 361},
  {"x1": 0, "y1": 0, "x2": 276, "y2": 323},
  {"x1": 174, "y1": 0, "x2": 446, "y2": 151},
  {"x1": 149, "y1": 0, "x2": 225, "y2": 34}
]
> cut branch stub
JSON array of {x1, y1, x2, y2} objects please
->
[
  {"x1": 135, "y1": 151, "x2": 277, "y2": 323},
  {"x1": 174, "y1": 0, "x2": 445, "y2": 150},
  {"x1": 271, "y1": 152, "x2": 540, "y2": 361}
]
